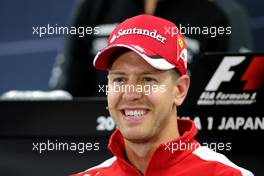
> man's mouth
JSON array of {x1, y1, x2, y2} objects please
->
[
  {"x1": 123, "y1": 109, "x2": 148, "y2": 116},
  {"x1": 120, "y1": 108, "x2": 149, "y2": 123}
]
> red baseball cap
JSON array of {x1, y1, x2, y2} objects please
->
[{"x1": 93, "y1": 14, "x2": 187, "y2": 75}]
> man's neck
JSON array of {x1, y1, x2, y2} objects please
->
[
  {"x1": 125, "y1": 141, "x2": 158, "y2": 175},
  {"x1": 124, "y1": 117, "x2": 180, "y2": 175}
]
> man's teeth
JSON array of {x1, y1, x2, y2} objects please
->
[{"x1": 124, "y1": 110, "x2": 146, "y2": 116}]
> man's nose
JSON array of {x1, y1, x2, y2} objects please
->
[{"x1": 122, "y1": 84, "x2": 143, "y2": 101}]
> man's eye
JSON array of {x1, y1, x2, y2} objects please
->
[
  {"x1": 113, "y1": 77, "x2": 125, "y2": 83},
  {"x1": 143, "y1": 77, "x2": 156, "y2": 83}
]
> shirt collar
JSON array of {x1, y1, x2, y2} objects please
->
[{"x1": 108, "y1": 118, "x2": 199, "y2": 173}]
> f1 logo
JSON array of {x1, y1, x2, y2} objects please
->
[{"x1": 205, "y1": 56, "x2": 246, "y2": 91}]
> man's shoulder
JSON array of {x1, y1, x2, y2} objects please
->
[
  {"x1": 71, "y1": 156, "x2": 117, "y2": 176},
  {"x1": 190, "y1": 146, "x2": 254, "y2": 176}
]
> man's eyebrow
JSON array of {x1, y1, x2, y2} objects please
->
[{"x1": 108, "y1": 71, "x2": 125, "y2": 75}]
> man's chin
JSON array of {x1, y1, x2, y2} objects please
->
[
  {"x1": 124, "y1": 136, "x2": 153, "y2": 144},
  {"x1": 121, "y1": 129, "x2": 152, "y2": 143}
]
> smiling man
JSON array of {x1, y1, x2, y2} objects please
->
[{"x1": 72, "y1": 15, "x2": 253, "y2": 176}]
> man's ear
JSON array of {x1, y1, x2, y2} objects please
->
[{"x1": 174, "y1": 75, "x2": 190, "y2": 106}]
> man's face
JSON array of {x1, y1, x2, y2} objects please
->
[{"x1": 107, "y1": 51, "x2": 188, "y2": 142}]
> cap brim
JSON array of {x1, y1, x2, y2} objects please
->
[{"x1": 93, "y1": 44, "x2": 175, "y2": 70}]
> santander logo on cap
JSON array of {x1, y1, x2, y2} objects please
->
[
  {"x1": 110, "y1": 28, "x2": 167, "y2": 44},
  {"x1": 93, "y1": 14, "x2": 188, "y2": 75}
]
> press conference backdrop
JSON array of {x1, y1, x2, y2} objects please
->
[
  {"x1": 0, "y1": 0, "x2": 264, "y2": 93},
  {"x1": 0, "y1": 1, "x2": 264, "y2": 176},
  {"x1": 0, "y1": 53, "x2": 263, "y2": 175}
]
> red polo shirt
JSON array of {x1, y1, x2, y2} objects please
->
[{"x1": 72, "y1": 118, "x2": 254, "y2": 176}]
